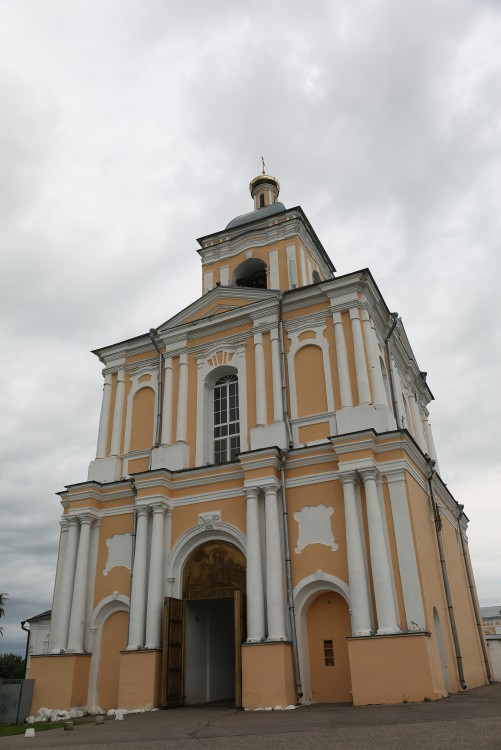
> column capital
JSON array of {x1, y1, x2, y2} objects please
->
[
  {"x1": 349, "y1": 306, "x2": 362, "y2": 320},
  {"x1": 136, "y1": 505, "x2": 150, "y2": 518},
  {"x1": 261, "y1": 482, "x2": 280, "y2": 497},
  {"x1": 117, "y1": 369, "x2": 126, "y2": 383},
  {"x1": 163, "y1": 354, "x2": 173, "y2": 369},
  {"x1": 76, "y1": 512, "x2": 98, "y2": 526},
  {"x1": 149, "y1": 501, "x2": 167, "y2": 515},
  {"x1": 244, "y1": 486, "x2": 260, "y2": 500},
  {"x1": 338, "y1": 470, "x2": 358, "y2": 486},
  {"x1": 60, "y1": 517, "x2": 70, "y2": 530},
  {"x1": 66, "y1": 516, "x2": 80, "y2": 528},
  {"x1": 384, "y1": 468, "x2": 407, "y2": 484},
  {"x1": 359, "y1": 466, "x2": 379, "y2": 483}
]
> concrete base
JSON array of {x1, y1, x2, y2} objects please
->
[
  {"x1": 348, "y1": 633, "x2": 436, "y2": 705},
  {"x1": 250, "y1": 422, "x2": 288, "y2": 450},
  {"x1": 87, "y1": 456, "x2": 123, "y2": 483},
  {"x1": 29, "y1": 654, "x2": 91, "y2": 713},
  {"x1": 242, "y1": 641, "x2": 296, "y2": 709},
  {"x1": 151, "y1": 442, "x2": 189, "y2": 471},
  {"x1": 336, "y1": 404, "x2": 395, "y2": 436},
  {"x1": 118, "y1": 650, "x2": 162, "y2": 710}
]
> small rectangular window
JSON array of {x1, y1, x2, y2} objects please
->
[{"x1": 323, "y1": 639, "x2": 334, "y2": 667}]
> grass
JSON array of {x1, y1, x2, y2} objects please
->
[{"x1": 0, "y1": 719, "x2": 89, "y2": 737}]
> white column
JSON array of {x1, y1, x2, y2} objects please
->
[
  {"x1": 49, "y1": 520, "x2": 69, "y2": 652},
  {"x1": 145, "y1": 503, "x2": 166, "y2": 649},
  {"x1": 254, "y1": 332, "x2": 267, "y2": 425},
  {"x1": 67, "y1": 515, "x2": 94, "y2": 652},
  {"x1": 422, "y1": 415, "x2": 439, "y2": 471},
  {"x1": 161, "y1": 356, "x2": 173, "y2": 445},
  {"x1": 350, "y1": 308, "x2": 371, "y2": 405},
  {"x1": 333, "y1": 311, "x2": 353, "y2": 408},
  {"x1": 360, "y1": 468, "x2": 399, "y2": 634},
  {"x1": 245, "y1": 487, "x2": 265, "y2": 641},
  {"x1": 51, "y1": 517, "x2": 79, "y2": 652},
  {"x1": 270, "y1": 327, "x2": 283, "y2": 422},
  {"x1": 96, "y1": 373, "x2": 113, "y2": 458},
  {"x1": 176, "y1": 353, "x2": 188, "y2": 442},
  {"x1": 339, "y1": 473, "x2": 372, "y2": 635},
  {"x1": 128, "y1": 506, "x2": 149, "y2": 649},
  {"x1": 110, "y1": 370, "x2": 126, "y2": 456},
  {"x1": 264, "y1": 485, "x2": 286, "y2": 640},
  {"x1": 390, "y1": 357, "x2": 405, "y2": 428},
  {"x1": 361, "y1": 310, "x2": 386, "y2": 407}
]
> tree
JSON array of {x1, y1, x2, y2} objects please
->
[
  {"x1": 0, "y1": 653, "x2": 25, "y2": 680},
  {"x1": 0, "y1": 593, "x2": 7, "y2": 638}
]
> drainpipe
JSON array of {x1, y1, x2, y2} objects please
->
[
  {"x1": 277, "y1": 293, "x2": 302, "y2": 700},
  {"x1": 384, "y1": 312, "x2": 400, "y2": 426},
  {"x1": 457, "y1": 505, "x2": 493, "y2": 684},
  {"x1": 149, "y1": 328, "x2": 163, "y2": 463},
  {"x1": 428, "y1": 464, "x2": 467, "y2": 690},
  {"x1": 21, "y1": 620, "x2": 30, "y2": 678}
]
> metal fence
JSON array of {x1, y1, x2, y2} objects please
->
[{"x1": 0, "y1": 679, "x2": 34, "y2": 725}]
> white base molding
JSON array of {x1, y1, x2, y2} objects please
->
[
  {"x1": 87, "y1": 456, "x2": 123, "y2": 483},
  {"x1": 150, "y1": 442, "x2": 189, "y2": 471},
  {"x1": 336, "y1": 404, "x2": 395, "y2": 436},
  {"x1": 250, "y1": 421, "x2": 288, "y2": 450}
]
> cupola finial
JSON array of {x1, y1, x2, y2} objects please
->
[{"x1": 249, "y1": 164, "x2": 280, "y2": 210}]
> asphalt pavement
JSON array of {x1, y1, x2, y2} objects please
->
[{"x1": 2, "y1": 682, "x2": 500, "y2": 750}]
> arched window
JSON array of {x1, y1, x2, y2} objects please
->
[
  {"x1": 214, "y1": 374, "x2": 240, "y2": 464},
  {"x1": 233, "y1": 258, "x2": 267, "y2": 289}
]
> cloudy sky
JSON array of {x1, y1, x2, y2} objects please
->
[{"x1": 1, "y1": 0, "x2": 500, "y2": 655}]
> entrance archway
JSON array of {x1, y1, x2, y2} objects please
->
[{"x1": 161, "y1": 540, "x2": 246, "y2": 708}]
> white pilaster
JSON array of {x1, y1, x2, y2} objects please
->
[
  {"x1": 51, "y1": 517, "x2": 79, "y2": 652},
  {"x1": 349, "y1": 308, "x2": 371, "y2": 405},
  {"x1": 264, "y1": 485, "x2": 286, "y2": 640},
  {"x1": 145, "y1": 503, "x2": 166, "y2": 649},
  {"x1": 339, "y1": 473, "x2": 372, "y2": 636},
  {"x1": 237, "y1": 345, "x2": 248, "y2": 452},
  {"x1": 245, "y1": 487, "x2": 265, "y2": 642},
  {"x1": 161, "y1": 356, "x2": 173, "y2": 445},
  {"x1": 128, "y1": 506, "x2": 149, "y2": 649},
  {"x1": 96, "y1": 373, "x2": 113, "y2": 458},
  {"x1": 333, "y1": 311, "x2": 353, "y2": 408},
  {"x1": 49, "y1": 520, "x2": 69, "y2": 653},
  {"x1": 110, "y1": 370, "x2": 126, "y2": 456},
  {"x1": 386, "y1": 471, "x2": 426, "y2": 631},
  {"x1": 254, "y1": 332, "x2": 267, "y2": 426},
  {"x1": 67, "y1": 515, "x2": 94, "y2": 652},
  {"x1": 195, "y1": 358, "x2": 205, "y2": 466},
  {"x1": 176, "y1": 353, "x2": 189, "y2": 443},
  {"x1": 409, "y1": 394, "x2": 427, "y2": 452},
  {"x1": 360, "y1": 468, "x2": 399, "y2": 634},
  {"x1": 270, "y1": 327, "x2": 283, "y2": 422},
  {"x1": 361, "y1": 310, "x2": 386, "y2": 407}
]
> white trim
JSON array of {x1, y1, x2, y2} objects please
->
[
  {"x1": 124, "y1": 372, "x2": 158, "y2": 455},
  {"x1": 287, "y1": 324, "x2": 335, "y2": 422},
  {"x1": 87, "y1": 594, "x2": 130, "y2": 708},
  {"x1": 167, "y1": 522, "x2": 246, "y2": 599},
  {"x1": 269, "y1": 248, "x2": 280, "y2": 289},
  {"x1": 293, "y1": 572, "x2": 350, "y2": 704}
]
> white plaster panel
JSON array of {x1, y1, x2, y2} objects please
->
[
  {"x1": 103, "y1": 532, "x2": 133, "y2": 576},
  {"x1": 294, "y1": 504, "x2": 338, "y2": 554},
  {"x1": 203, "y1": 271, "x2": 214, "y2": 293}
]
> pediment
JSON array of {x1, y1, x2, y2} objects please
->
[{"x1": 157, "y1": 286, "x2": 277, "y2": 330}]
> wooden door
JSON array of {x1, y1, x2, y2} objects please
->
[
  {"x1": 234, "y1": 589, "x2": 244, "y2": 708},
  {"x1": 161, "y1": 597, "x2": 185, "y2": 708}
]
